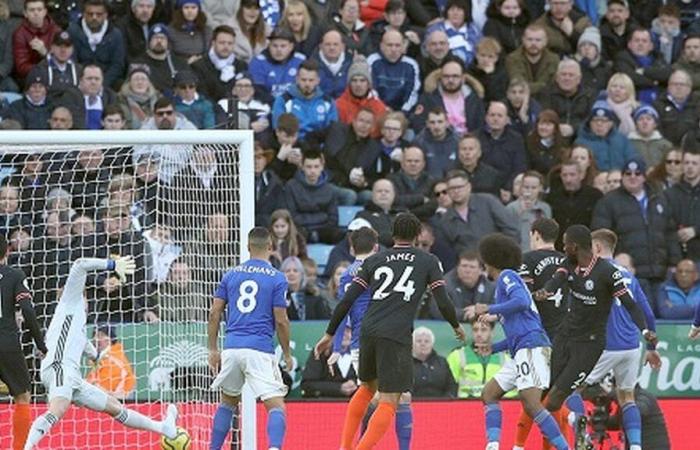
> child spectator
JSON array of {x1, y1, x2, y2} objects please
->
[
  {"x1": 269, "y1": 208, "x2": 307, "y2": 268},
  {"x1": 575, "y1": 26, "x2": 612, "y2": 92},
  {"x1": 628, "y1": 104, "x2": 673, "y2": 167},
  {"x1": 468, "y1": 37, "x2": 509, "y2": 102},
  {"x1": 651, "y1": 4, "x2": 683, "y2": 64}
]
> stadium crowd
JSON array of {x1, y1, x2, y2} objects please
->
[{"x1": 0, "y1": 0, "x2": 700, "y2": 329}]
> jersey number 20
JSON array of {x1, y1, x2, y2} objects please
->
[
  {"x1": 372, "y1": 266, "x2": 416, "y2": 302},
  {"x1": 236, "y1": 280, "x2": 258, "y2": 313}
]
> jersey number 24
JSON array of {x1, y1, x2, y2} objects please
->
[{"x1": 372, "y1": 266, "x2": 416, "y2": 302}]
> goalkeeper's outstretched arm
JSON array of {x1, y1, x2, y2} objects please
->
[{"x1": 61, "y1": 257, "x2": 136, "y2": 307}]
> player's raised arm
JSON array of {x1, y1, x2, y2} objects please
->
[{"x1": 61, "y1": 257, "x2": 135, "y2": 306}]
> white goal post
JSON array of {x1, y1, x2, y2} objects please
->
[{"x1": 0, "y1": 130, "x2": 257, "y2": 450}]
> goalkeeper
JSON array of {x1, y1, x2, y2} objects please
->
[{"x1": 24, "y1": 257, "x2": 179, "y2": 450}]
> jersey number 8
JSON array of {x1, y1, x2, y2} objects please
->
[
  {"x1": 372, "y1": 266, "x2": 416, "y2": 302},
  {"x1": 236, "y1": 280, "x2": 258, "y2": 313}
]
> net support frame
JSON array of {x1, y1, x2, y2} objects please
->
[{"x1": 1, "y1": 129, "x2": 257, "y2": 450}]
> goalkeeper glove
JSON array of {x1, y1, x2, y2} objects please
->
[{"x1": 114, "y1": 256, "x2": 136, "y2": 283}]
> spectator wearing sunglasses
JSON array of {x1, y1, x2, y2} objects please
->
[{"x1": 592, "y1": 157, "x2": 682, "y2": 306}]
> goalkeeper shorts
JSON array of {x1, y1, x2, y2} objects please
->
[{"x1": 40, "y1": 362, "x2": 108, "y2": 411}]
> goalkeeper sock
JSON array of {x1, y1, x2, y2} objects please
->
[
  {"x1": 621, "y1": 402, "x2": 642, "y2": 448},
  {"x1": 356, "y1": 401, "x2": 396, "y2": 450},
  {"x1": 267, "y1": 407, "x2": 286, "y2": 449},
  {"x1": 13, "y1": 403, "x2": 31, "y2": 450},
  {"x1": 114, "y1": 407, "x2": 166, "y2": 435},
  {"x1": 24, "y1": 412, "x2": 58, "y2": 450},
  {"x1": 340, "y1": 385, "x2": 374, "y2": 449},
  {"x1": 533, "y1": 409, "x2": 568, "y2": 450},
  {"x1": 514, "y1": 408, "x2": 533, "y2": 447},
  {"x1": 210, "y1": 403, "x2": 237, "y2": 450},
  {"x1": 395, "y1": 403, "x2": 412, "y2": 450},
  {"x1": 484, "y1": 402, "x2": 502, "y2": 444}
]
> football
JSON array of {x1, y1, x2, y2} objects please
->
[{"x1": 161, "y1": 427, "x2": 191, "y2": 450}]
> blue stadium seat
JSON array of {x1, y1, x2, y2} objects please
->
[
  {"x1": 338, "y1": 205, "x2": 364, "y2": 228},
  {"x1": 307, "y1": 243, "x2": 334, "y2": 272},
  {"x1": 1, "y1": 92, "x2": 21, "y2": 104}
]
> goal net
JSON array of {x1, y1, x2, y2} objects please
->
[{"x1": 0, "y1": 130, "x2": 254, "y2": 449}]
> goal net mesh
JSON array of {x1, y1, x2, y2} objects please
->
[{"x1": 0, "y1": 140, "x2": 243, "y2": 449}]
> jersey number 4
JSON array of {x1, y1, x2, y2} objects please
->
[
  {"x1": 372, "y1": 266, "x2": 416, "y2": 302},
  {"x1": 236, "y1": 280, "x2": 258, "y2": 313}
]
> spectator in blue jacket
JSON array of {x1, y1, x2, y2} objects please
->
[
  {"x1": 272, "y1": 59, "x2": 339, "y2": 139},
  {"x1": 172, "y1": 69, "x2": 215, "y2": 129},
  {"x1": 249, "y1": 26, "x2": 306, "y2": 98},
  {"x1": 284, "y1": 148, "x2": 343, "y2": 244},
  {"x1": 312, "y1": 30, "x2": 353, "y2": 99},
  {"x1": 575, "y1": 100, "x2": 639, "y2": 171},
  {"x1": 67, "y1": 0, "x2": 125, "y2": 88},
  {"x1": 367, "y1": 29, "x2": 420, "y2": 113},
  {"x1": 658, "y1": 259, "x2": 700, "y2": 319}
]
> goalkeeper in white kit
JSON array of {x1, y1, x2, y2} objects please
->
[{"x1": 24, "y1": 257, "x2": 179, "y2": 450}]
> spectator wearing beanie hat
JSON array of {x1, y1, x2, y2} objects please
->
[
  {"x1": 592, "y1": 155, "x2": 681, "y2": 305},
  {"x1": 168, "y1": 0, "x2": 212, "y2": 63},
  {"x1": 575, "y1": 100, "x2": 640, "y2": 170},
  {"x1": 131, "y1": 22, "x2": 188, "y2": 94},
  {"x1": 66, "y1": 0, "x2": 125, "y2": 88},
  {"x1": 628, "y1": 104, "x2": 673, "y2": 167},
  {"x1": 116, "y1": 0, "x2": 158, "y2": 62},
  {"x1": 335, "y1": 55, "x2": 387, "y2": 137},
  {"x1": 3, "y1": 66, "x2": 52, "y2": 129},
  {"x1": 575, "y1": 26, "x2": 612, "y2": 92}
]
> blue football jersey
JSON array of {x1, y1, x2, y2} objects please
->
[
  {"x1": 606, "y1": 259, "x2": 656, "y2": 351},
  {"x1": 332, "y1": 259, "x2": 371, "y2": 351},
  {"x1": 214, "y1": 258, "x2": 288, "y2": 354},
  {"x1": 489, "y1": 269, "x2": 551, "y2": 357}
]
